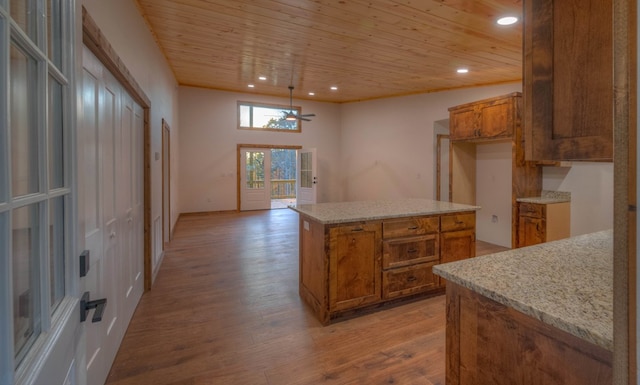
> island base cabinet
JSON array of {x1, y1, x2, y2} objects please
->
[
  {"x1": 446, "y1": 283, "x2": 612, "y2": 385},
  {"x1": 329, "y1": 223, "x2": 382, "y2": 312},
  {"x1": 382, "y1": 262, "x2": 439, "y2": 299}
]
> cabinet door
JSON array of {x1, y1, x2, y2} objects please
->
[
  {"x1": 518, "y1": 216, "x2": 546, "y2": 247},
  {"x1": 524, "y1": 0, "x2": 613, "y2": 161},
  {"x1": 479, "y1": 99, "x2": 514, "y2": 139},
  {"x1": 440, "y1": 229, "x2": 475, "y2": 287},
  {"x1": 329, "y1": 223, "x2": 382, "y2": 311},
  {"x1": 449, "y1": 105, "x2": 477, "y2": 140}
]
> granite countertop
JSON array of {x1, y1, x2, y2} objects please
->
[
  {"x1": 517, "y1": 190, "x2": 571, "y2": 204},
  {"x1": 433, "y1": 230, "x2": 613, "y2": 351},
  {"x1": 289, "y1": 199, "x2": 480, "y2": 224}
]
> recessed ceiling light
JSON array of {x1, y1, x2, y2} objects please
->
[
  {"x1": 258, "y1": 76, "x2": 267, "y2": 81},
  {"x1": 497, "y1": 16, "x2": 518, "y2": 25},
  {"x1": 457, "y1": 68, "x2": 469, "y2": 74},
  {"x1": 330, "y1": 86, "x2": 338, "y2": 91},
  {"x1": 308, "y1": 92, "x2": 315, "y2": 96},
  {"x1": 248, "y1": 84, "x2": 255, "y2": 88}
]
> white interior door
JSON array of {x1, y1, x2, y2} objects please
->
[
  {"x1": 297, "y1": 148, "x2": 317, "y2": 205},
  {"x1": 81, "y1": 45, "x2": 144, "y2": 385},
  {"x1": 240, "y1": 148, "x2": 272, "y2": 211}
]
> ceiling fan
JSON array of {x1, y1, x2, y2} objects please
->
[{"x1": 283, "y1": 85, "x2": 315, "y2": 122}]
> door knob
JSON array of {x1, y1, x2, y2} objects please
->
[{"x1": 80, "y1": 292, "x2": 107, "y2": 323}]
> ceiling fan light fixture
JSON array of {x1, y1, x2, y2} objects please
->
[{"x1": 285, "y1": 115, "x2": 297, "y2": 121}]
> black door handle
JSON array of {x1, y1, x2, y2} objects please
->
[{"x1": 80, "y1": 292, "x2": 107, "y2": 323}]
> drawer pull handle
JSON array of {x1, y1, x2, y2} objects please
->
[
  {"x1": 408, "y1": 226, "x2": 419, "y2": 230},
  {"x1": 407, "y1": 249, "x2": 418, "y2": 254},
  {"x1": 407, "y1": 276, "x2": 417, "y2": 282},
  {"x1": 351, "y1": 228, "x2": 364, "y2": 232},
  {"x1": 455, "y1": 221, "x2": 464, "y2": 225}
]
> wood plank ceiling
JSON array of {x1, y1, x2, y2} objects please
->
[{"x1": 135, "y1": 0, "x2": 523, "y2": 103}]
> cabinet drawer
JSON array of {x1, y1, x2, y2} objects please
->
[
  {"x1": 382, "y1": 234, "x2": 438, "y2": 269},
  {"x1": 382, "y1": 263, "x2": 439, "y2": 299},
  {"x1": 441, "y1": 212, "x2": 475, "y2": 232},
  {"x1": 519, "y1": 202, "x2": 544, "y2": 218},
  {"x1": 382, "y1": 216, "x2": 439, "y2": 238}
]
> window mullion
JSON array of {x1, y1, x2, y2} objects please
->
[{"x1": 0, "y1": 7, "x2": 14, "y2": 384}]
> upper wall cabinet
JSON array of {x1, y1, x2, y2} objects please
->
[
  {"x1": 448, "y1": 93, "x2": 518, "y2": 141},
  {"x1": 524, "y1": 0, "x2": 613, "y2": 161}
]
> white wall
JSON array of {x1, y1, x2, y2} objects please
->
[
  {"x1": 178, "y1": 86, "x2": 343, "y2": 213},
  {"x1": 81, "y1": 0, "x2": 180, "y2": 272},
  {"x1": 340, "y1": 83, "x2": 522, "y2": 201},
  {"x1": 542, "y1": 163, "x2": 613, "y2": 236},
  {"x1": 476, "y1": 141, "x2": 513, "y2": 247}
]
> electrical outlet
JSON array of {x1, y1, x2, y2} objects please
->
[{"x1": 492, "y1": 215, "x2": 498, "y2": 223}]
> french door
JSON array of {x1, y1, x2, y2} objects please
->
[
  {"x1": 240, "y1": 148, "x2": 272, "y2": 211},
  {"x1": 296, "y1": 148, "x2": 317, "y2": 205}
]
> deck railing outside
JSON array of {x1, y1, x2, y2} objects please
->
[{"x1": 247, "y1": 179, "x2": 296, "y2": 199}]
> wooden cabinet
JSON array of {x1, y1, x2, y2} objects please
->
[
  {"x1": 381, "y1": 216, "x2": 440, "y2": 299},
  {"x1": 524, "y1": 0, "x2": 613, "y2": 161},
  {"x1": 329, "y1": 222, "x2": 381, "y2": 311},
  {"x1": 439, "y1": 213, "x2": 476, "y2": 287},
  {"x1": 297, "y1": 209, "x2": 477, "y2": 324},
  {"x1": 445, "y1": 283, "x2": 612, "y2": 385},
  {"x1": 449, "y1": 93, "x2": 518, "y2": 141},
  {"x1": 449, "y1": 93, "x2": 543, "y2": 248},
  {"x1": 517, "y1": 201, "x2": 570, "y2": 248}
]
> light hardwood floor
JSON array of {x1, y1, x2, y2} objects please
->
[{"x1": 106, "y1": 209, "x2": 508, "y2": 385}]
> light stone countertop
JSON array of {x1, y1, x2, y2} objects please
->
[
  {"x1": 517, "y1": 190, "x2": 571, "y2": 204},
  {"x1": 433, "y1": 230, "x2": 613, "y2": 351},
  {"x1": 289, "y1": 199, "x2": 480, "y2": 224}
]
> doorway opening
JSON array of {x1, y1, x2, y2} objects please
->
[{"x1": 237, "y1": 144, "x2": 302, "y2": 211}]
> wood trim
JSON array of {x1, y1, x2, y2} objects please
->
[
  {"x1": 236, "y1": 144, "x2": 303, "y2": 211},
  {"x1": 82, "y1": 7, "x2": 153, "y2": 291},
  {"x1": 436, "y1": 134, "x2": 449, "y2": 201},
  {"x1": 162, "y1": 119, "x2": 171, "y2": 244},
  {"x1": 178, "y1": 210, "x2": 238, "y2": 217}
]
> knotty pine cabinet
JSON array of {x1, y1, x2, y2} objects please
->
[
  {"x1": 517, "y1": 201, "x2": 570, "y2": 248},
  {"x1": 382, "y1": 216, "x2": 440, "y2": 299},
  {"x1": 298, "y1": 210, "x2": 476, "y2": 324},
  {"x1": 449, "y1": 93, "x2": 542, "y2": 248},
  {"x1": 449, "y1": 93, "x2": 517, "y2": 141},
  {"x1": 439, "y1": 213, "x2": 476, "y2": 287},
  {"x1": 445, "y1": 283, "x2": 612, "y2": 385},
  {"x1": 524, "y1": 0, "x2": 613, "y2": 161},
  {"x1": 329, "y1": 222, "x2": 382, "y2": 311}
]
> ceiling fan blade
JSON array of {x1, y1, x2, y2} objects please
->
[
  {"x1": 299, "y1": 113, "x2": 316, "y2": 117},
  {"x1": 297, "y1": 116, "x2": 312, "y2": 122}
]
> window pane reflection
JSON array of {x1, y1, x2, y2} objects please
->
[
  {"x1": 13, "y1": 204, "x2": 41, "y2": 365},
  {"x1": 49, "y1": 197, "x2": 64, "y2": 310},
  {"x1": 10, "y1": 44, "x2": 39, "y2": 197},
  {"x1": 48, "y1": 76, "x2": 64, "y2": 189}
]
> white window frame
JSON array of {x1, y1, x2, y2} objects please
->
[
  {"x1": 237, "y1": 101, "x2": 302, "y2": 132},
  {"x1": 0, "y1": 1, "x2": 77, "y2": 383}
]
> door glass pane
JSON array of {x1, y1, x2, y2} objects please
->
[
  {"x1": 47, "y1": 0, "x2": 62, "y2": 68},
  {"x1": 48, "y1": 75, "x2": 64, "y2": 189},
  {"x1": 301, "y1": 152, "x2": 312, "y2": 188},
  {"x1": 12, "y1": 203, "x2": 42, "y2": 365},
  {"x1": 49, "y1": 196, "x2": 64, "y2": 310},
  {"x1": 271, "y1": 149, "x2": 296, "y2": 198},
  {"x1": 245, "y1": 151, "x2": 265, "y2": 189},
  {"x1": 10, "y1": 44, "x2": 39, "y2": 197},
  {"x1": 10, "y1": 0, "x2": 37, "y2": 40}
]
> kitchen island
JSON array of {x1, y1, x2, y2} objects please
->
[
  {"x1": 290, "y1": 199, "x2": 479, "y2": 324},
  {"x1": 433, "y1": 230, "x2": 613, "y2": 385}
]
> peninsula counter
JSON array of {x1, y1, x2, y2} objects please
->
[{"x1": 433, "y1": 230, "x2": 613, "y2": 384}]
